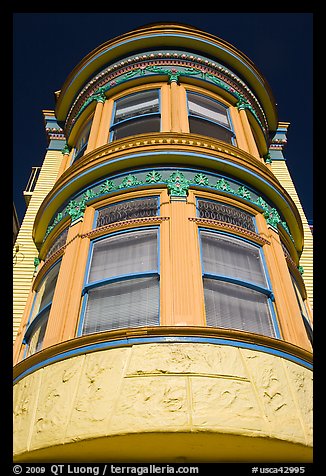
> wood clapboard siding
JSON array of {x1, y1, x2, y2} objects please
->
[
  {"x1": 271, "y1": 161, "x2": 313, "y2": 309},
  {"x1": 13, "y1": 150, "x2": 63, "y2": 341}
]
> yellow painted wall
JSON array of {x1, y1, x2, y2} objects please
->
[
  {"x1": 13, "y1": 149, "x2": 63, "y2": 341},
  {"x1": 13, "y1": 342, "x2": 312, "y2": 462},
  {"x1": 271, "y1": 161, "x2": 313, "y2": 308}
]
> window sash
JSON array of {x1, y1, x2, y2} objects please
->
[
  {"x1": 115, "y1": 97, "x2": 159, "y2": 123},
  {"x1": 111, "y1": 116, "x2": 160, "y2": 141},
  {"x1": 25, "y1": 308, "x2": 50, "y2": 357},
  {"x1": 187, "y1": 92, "x2": 230, "y2": 125},
  {"x1": 188, "y1": 96, "x2": 230, "y2": 127},
  {"x1": 73, "y1": 120, "x2": 91, "y2": 161}
]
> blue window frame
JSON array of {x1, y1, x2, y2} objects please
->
[
  {"x1": 187, "y1": 91, "x2": 236, "y2": 145},
  {"x1": 109, "y1": 89, "x2": 161, "y2": 141},
  {"x1": 78, "y1": 227, "x2": 160, "y2": 335},
  {"x1": 23, "y1": 259, "x2": 62, "y2": 357},
  {"x1": 199, "y1": 229, "x2": 279, "y2": 338}
]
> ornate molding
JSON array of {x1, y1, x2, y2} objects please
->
[
  {"x1": 189, "y1": 217, "x2": 271, "y2": 246},
  {"x1": 64, "y1": 50, "x2": 268, "y2": 139},
  {"x1": 82, "y1": 216, "x2": 169, "y2": 241},
  {"x1": 43, "y1": 168, "x2": 294, "y2": 244}
]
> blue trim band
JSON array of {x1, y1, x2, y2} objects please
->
[{"x1": 14, "y1": 334, "x2": 312, "y2": 384}]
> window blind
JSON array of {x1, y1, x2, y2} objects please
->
[
  {"x1": 201, "y1": 231, "x2": 267, "y2": 287},
  {"x1": 204, "y1": 278, "x2": 275, "y2": 337},
  {"x1": 82, "y1": 276, "x2": 159, "y2": 335},
  {"x1": 114, "y1": 90, "x2": 159, "y2": 123},
  {"x1": 188, "y1": 95, "x2": 229, "y2": 126},
  {"x1": 89, "y1": 229, "x2": 157, "y2": 283}
]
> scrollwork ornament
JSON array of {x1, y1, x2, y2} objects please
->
[
  {"x1": 146, "y1": 170, "x2": 162, "y2": 183},
  {"x1": 66, "y1": 199, "x2": 86, "y2": 222}
]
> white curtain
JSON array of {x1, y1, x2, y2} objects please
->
[{"x1": 83, "y1": 229, "x2": 159, "y2": 335}]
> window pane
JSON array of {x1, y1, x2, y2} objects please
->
[
  {"x1": 114, "y1": 90, "x2": 159, "y2": 123},
  {"x1": 89, "y1": 230, "x2": 157, "y2": 283},
  {"x1": 31, "y1": 260, "x2": 61, "y2": 321},
  {"x1": 188, "y1": 92, "x2": 230, "y2": 127},
  {"x1": 189, "y1": 117, "x2": 233, "y2": 143},
  {"x1": 204, "y1": 278, "x2": 275, "y2": 337},
  {"x1": 26, "y1": 309, "x2": 50, "y2": 356},
  {"x1": 74, "y1": 120, "x2": 91, "y2": 160},
  {"x1": 112, "y1": 116, "x2": 160, "y2": 140},
  {"x1": 201, "y1": 231, "x2": 267, "y2": 287},
  {"x1": 83, "y1": 276, "x2": 159, "y2": 334}
]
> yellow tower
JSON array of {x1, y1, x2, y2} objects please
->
[{"x1": 13, "y1": 22, "x2": 313, "y2": 463}]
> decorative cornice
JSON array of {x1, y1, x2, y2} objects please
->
[{"x1": 64, "y1": 50, "x2": 269, "y2": 139}]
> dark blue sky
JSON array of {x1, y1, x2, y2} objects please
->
[{"x1": 13, "y1": 12, "x2": 313, "y2": 224}]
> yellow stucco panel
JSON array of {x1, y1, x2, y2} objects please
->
[{"x1": 13, "y1": 342, "x2": 312, "y2": 462}]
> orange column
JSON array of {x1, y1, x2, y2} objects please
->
[
  {"x1": 57, "y1": 148, "x2": 72, "y2": 177},
  {"x1": 161, "y1": 191, "x2": 205, "y2": 326},
  {"x1": 41, "y1": 207, "x2": 95, "y2": 347},
  {"x1": 160, "y1": 83, "x2": 171, "y2": 132},
  {"x1": 229, "y1": 106, "x2": 248, "y2": 152},
  {"x1": 256, "y1": 213, "x2": 311, "y2": 351},
  {"x1": 85, "y1": 99, "x2": 105, "y2": 153},
  {"x1": 170, "y1": 82, "x2": 189, "y2": 133},
  {"x1": 96, "y1": 99, "x2": 114, "y2": 147},
  {"x1": 238, "y1": 107, "x2": 260, "y2": 158}
]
